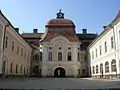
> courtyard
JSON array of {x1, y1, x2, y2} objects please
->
[{"x1": 0, "y1": 78, "x2": 120, "y2": 89}]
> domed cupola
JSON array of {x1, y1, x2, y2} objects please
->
[
  {"x1": 45, "y1": 10, "x2": 75, "y2": 28},
  {"x1": 41, "y1": 10, "x2": 79, "y2": 42}
]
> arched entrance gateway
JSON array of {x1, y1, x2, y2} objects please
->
[{"x1": 54, "y1": 67, "x2": 66, "y2": 77}]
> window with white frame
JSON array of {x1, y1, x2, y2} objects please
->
[
  {"x1": 96, "y1": 65, "x2": 98, "y2": 73},
  {"x1": 48, "y1": 52, "x2": 52, "y2": 61},
  {"x1": 78, "y1": 52, "x2": 80, "y2": 61},
  {"x1": 92, "y1": 51, "x2": 94, "y2": 60},
  {"x1": 105, "y1": 61, "x2": 109, "y2": 73},
  {"x1": 12, "y1": 41, "x2": 14, "y2": 52},
  {"x1": 68, "y1": 52, "x2": 72, "y2": 61},
  {"x1": 99, "y1": 45, "x2": 102, "y2": 55},
  {"x1": 100, "y1": 63, "x2": 103, "y2": 73},
  {"x1": 58, "y1": 52, "x2": 62, "y2": 61},
  {"x1": 104, "y1": 41, "x2": 107, "y2": 52},
  {"x1": 95, "y1": 49, "x2": 97, "y2": 57},
  {"x1": 111, "y1": 59, "x2": 116, "y2": 72},
  {"x1": 92, "y1": 66, "x2": 95, "y2": 74},
  {"x1": 40, "y1": 52, "x2": 42, "y2": 61},
  {"x1": 111, "y1": 36, "x2": 114, "y2": 49}
]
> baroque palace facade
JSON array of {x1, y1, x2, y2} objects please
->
[{"x1": 0, "y1": 9, "x2": 100, "y2": 78}]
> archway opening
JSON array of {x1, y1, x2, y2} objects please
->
[{"x1": 54, "y1": 67, "x2": 66, "y2": 77}]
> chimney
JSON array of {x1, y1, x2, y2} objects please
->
[
  {"x1": 103, "y1": 26, "x2": 107, "y2": 29},
  {"x1": 15, "y1": 28, "x2": 19, "y2": 33},
  {"x1": 82, "y1": 29, "x2": 87, "y2": 34},
  {"x1": 33, "y1": 29, "x2": 38, "y2": 33}
]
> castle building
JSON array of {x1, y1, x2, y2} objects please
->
[
  {"x1": 0, "y1": 10, "x2": 97, "y2": 77},
  {"x1": 22, "y1": 10, "x2": 97, "y2": 77},
  {"x1": 88, "y1": 11, "x2": 120, "y2": 79}
]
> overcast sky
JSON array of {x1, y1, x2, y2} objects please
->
[{"x1": 0, "y1": 0, "x2": 120, "y2": 34}]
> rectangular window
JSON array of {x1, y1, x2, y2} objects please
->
[
  {"x1": 95, "y1": 49, "x2": 97, "y2": 57},
  {"x1": 48, "y1": 52, "x2": 52, "y2": 61},
  {"x1": 21, "y1": 48, "x2": 23, "y2": 56},
  {"x1": 24, "y1": 51, "x2": 26, "y2": 58},
  {"x1": 78, "y1": 69, "x2": 80, "y2": 76},
  {"x1": 17, "y1": 46, "x2": 19, "y2": 54},
  {"x1": 40, "y1": 52, "x2": 42, "y2": 61},
  {"x1": 111, "y1": 36, "x2": 114, "y2": 49},
  {"x1": 78, "y1": 52, "x2": 80, "y2": 61},
  {"x1": 5, "y1": 36, "x2": 8, "y2": 48},
  {"x1": 104, "y1": 41, "x2": 107, "y2": 52},
  {"x1": 92, "y1": 51, "x2": 94, "y2": 60},
  {"x1": 12, "y1": 41, "x2": 14, "y2": 52},
  {"x1": 99, "y1": 45, "x2": 102, "y2": 55}
]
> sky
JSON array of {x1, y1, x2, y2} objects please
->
[{"x1": 0, "y1": 0, "x2": 120, "y2": 34}]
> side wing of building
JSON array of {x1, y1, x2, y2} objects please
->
[
  {"x1": 88, "y1": 11, "x2": 120, "y2": 79},
  {"x1": 0, "y1": 11, "x2": 32, "y2": 76}
]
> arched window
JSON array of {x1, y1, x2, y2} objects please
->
[
  {"x1": 111, "y1": 59, "x2": 116, "y2": 72},
  {"x1": 96, "y1": 65, "x2": 98, "y2": 73},
  {"x1": 100, "y1": 63, "x2": 103, "y2": 73},
  {"x1": 68, "y1": 52, "x2": 72, "y2": 61},
  {"x1": 92, "y1": 66, "x2": 95, "y2": 74},
  {"x1": 10, "y1": 63, "x2": 12, "y2": 73},
  {"x1": 58, "y1": 52, "x2": 62, "y2": 61},
  {"x1": 105, "y1": 62, "x2": 109, "y2": 73}
]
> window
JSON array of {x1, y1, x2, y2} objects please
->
[
  {"x1": 10, "y1": 63, "x2": 12, "y2": 73},
  {"x1": 78, "y1": 69, "x2": 80, "y2": 76},
  {"x1": 58, "y1": 47, "x2": 62, "y2": 50},
  {"x1": 96, "y1": 65, "x2": 98, "y2": 73},
  {"x1": 92, "y1": 51, "x2": 94, "y2": 60},
  {"x1": 100, "y1": 63, "x2": 103, "y2": 73},
  {"x1": 68, "y1": 52, "x2": 72, "y2": 61},
  {"x1": 82, "y1": 69, "x2": 85, "y2": 74},
  {"x1": 58, "y1": 52, "x2": 62, "y2": 61},
  {"x1": 16, "y1": 65, "x2": 18, "y2": 73},
  {"x1": 111, "y1": 59, "x2": 116, "y2": 72},
  {"x1": 24, "y1": 67, "x2": 25, "y2": 74},
  {"x1": 49, "y1": 47, "x2": 52, "y2": 49},
  {"x1": 111, "y1": 36, "x2": 114, "y2": 49},
  {"x1": 105, "y1": 62, "x2": 109, "y2": 73},
  {"x1": 92, "y1": 66, "x2": 95, "y2": 74},
  {"x1": 48, "y1": 52, "x2": 52, "y2": 61},
  {"x1": 20, "y1": 66, "x2": 22, "y2": 73},
  {"x1": 95, "y1": 49, "x2": 97, "y2": 57},
  {"x1": 99, "y1": 45, "x2": 102, "y2": 55},
  {"x1": 5, "y1": 36, "x2": 8, "y2": 48},
  {"x1": 21, "y1": 48, "x2": 23, "y2": 56},
  {"x1": 12, "y1": 41, "x2": 14, "y2": 52},
  {"x1": 24, "y1": 51, "x2": 26, "y2": 59},
  {"x1": 104, "y1": 41, "x2": 107, "y2": 52},
  {"x1": 17, "y1": 46, "x2": 19, "y2": 54},
  {"x1": 27, "y1": 68, "x2": 29, "y2": 74},
  {"x1": 40, "y1": 52, "x2": 42, "y2": 61},
  {"x1": 78, "y1": 52, "x2": 80, "y2": 61},
  {"x1": 68, "y1": 47, "x2": 71, "y2": 50},
  {"x1": 33, "y1": 55, "x2": 39, "y2": 61}
]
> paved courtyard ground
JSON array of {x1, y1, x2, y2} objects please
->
[{"x1": 0, "y1": 77, "x2": 120, "y2": 89}]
